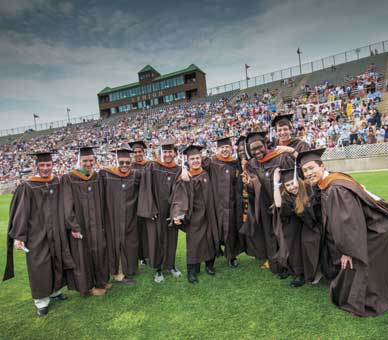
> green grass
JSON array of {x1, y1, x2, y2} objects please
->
[{"x1": 0, "y1": 171, "x2": 387, "y2": 340}]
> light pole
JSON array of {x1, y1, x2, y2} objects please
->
[
  {"x1": 66, "y1": 108, "x2": 71, "y2": 123},
  {"x1": 245, "y1": 64, "x2": 250, "y2": 87},
  {"x1": 297, "y1": 48, "x2": 302, "y2": 75},
  {"x1": 33, "y1": 114, "x2": 39, "y2": 130}
]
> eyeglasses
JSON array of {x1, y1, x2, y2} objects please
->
[{"x1": 119, "y1": 161, "x2": 131, "y2": 166}]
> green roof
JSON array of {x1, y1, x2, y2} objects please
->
[
  {"x1": 138, "y1": 65, "x2": 159, "y2": 74},
  {"x1": 98, "y1": 64, "x2": 205, "y2": 95},
  {"x1": 154, "y1": 64, "x2": 205, "y2": 81}
]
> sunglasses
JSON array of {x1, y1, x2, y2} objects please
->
[{"x1": 119, "y1": 161, "x2": 131, "y2": 166}]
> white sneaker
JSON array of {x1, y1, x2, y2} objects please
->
[
  {"x1": 154, "y1": 271, "x2": 164, "y2": 283},
  {"x1": 169, "y1": 267, "x2": 182, "y2": 278}
]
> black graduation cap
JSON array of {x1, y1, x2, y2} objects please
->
[
  {"x1": 160, "y1": 139, "x2": 177, "y2": 151},
  {"x1": 29, "y1": 150, "x2": 56, "y2": 162},
  {"x1": 235, "y1": 135, "x2": 246, "y2": 146},
  {"x1": 245, "y1": 131, "x2": 268, "y2": 145},
  {"x1": 129, "y1": 140, "x2": 147, "y2": 150},
  {"x1": 296, "y1": 148, "x2": 326, "y2": 167},
  {"x1": 182, "y1": 144, "x2": 204, "y2": 157},
  {"x1": 271, "y1": 113, "x2": 294, "y2": 127},
  {"x1": 111, "y1": 143, "x2": 133, "y2": 158},
  {"x1": 78, "y1": 146, "x2": 98, "y2": 156},
  {"x1": 216, "y1": 136, "x2": 232, "y2": 147},
  {"x1": 280, "y1": 167, "x2": 298, "y2": 182}
]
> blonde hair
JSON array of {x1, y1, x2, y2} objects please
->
[{"x1": 281, "y1": 178, "x2": 309, "y2": 215}]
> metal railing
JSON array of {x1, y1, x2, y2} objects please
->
[
  {"x1": 0, "y1": 113, "x2": 100, "y2": 137},
  {"x1": 2, "y1": 39, "x2": 388, "y2": 138},
  {"x1": 207, "y1": 40, "x2": 388, "y2": 96},
  {"x1": 322, "y1": 142, "x2": 388, "y2": 160}
]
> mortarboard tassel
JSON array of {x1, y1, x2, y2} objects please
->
[
  {"x1": 269, "y1": 126, "x2": 274, "y2": 144},
  {"x1": 160, "y1": 146, "x2": 164, "y2": 163},
  {"x1": 76, "y1": 151, "x2": 81, "y2": 168},
  {"x1": 244, "y1": 140, "x2": 251, "y2": 160},
  {"x1": 293, "y1": 159, "x2": 298, "y2": 186}
]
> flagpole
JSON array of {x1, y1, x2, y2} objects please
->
[{"x1": 33, "y1": 114, "x2": 37, "y2": 130}]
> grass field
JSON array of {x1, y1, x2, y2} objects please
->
[{"x1": 0, "y1": 171, "x2": 387, "y2": 340}]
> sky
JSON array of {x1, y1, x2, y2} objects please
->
[{"x1": 0, "y1": 0, "x2": 387, "y2": 130}]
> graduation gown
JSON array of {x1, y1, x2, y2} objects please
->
[
  {"x1": 170, "y1": 169, "x2": 220, "y2": 264},
  {"x1": 203, "y1": 155, "x2": 243, "y2": 260},
  {"x1": 62, "y1": 170, "x2": 108, "y2": 295},
  {"x1": 137, "y1": 160, "x2": 180, "y2": 270},
  {"x1": 99, "y1": 168, "x2": 142, "y2": 277},
  {"x1": 3, "y1": 176, "x2": 74, "y2": 299},
  {"x1": 274, "y1": 193, "x2": 304, "y2": 276},
  {"x1": 319, "y1": 173, "x2": 388, "y2": 316},
  {"x1": 243, "y1": 151, "x2": 294, "y2": 272},
  {"x1": 131, "y1": 161, "x2": 150, "y2": 261}
]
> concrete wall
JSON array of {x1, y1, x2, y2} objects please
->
[{"x1": 324, "y1": 155, "x2": 388, "y2": 172}]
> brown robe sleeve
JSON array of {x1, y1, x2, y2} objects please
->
[
  {"x1": 324, "y1": 186, "x2": 368, "y2": 265},
  {"x1": 240, "y1": 173, "x2": 261, "y2": 236},
  {"x1": 202, "y1": 156, "x2": 211, "y2": 172},
  {"x1": 61, "y1": 175, "x2": 81, "y2": 233},
  {"x1": 137, "y1": 162, "x2": 158, "y2": 219},
  {"x1": 279, "y1": 195, "x2": 295, "y2": 222},
  {"x1": 7, "y1": 183, "x2": 30, "y2": 242},
  {"x1": 170, "y1": 179, "x2": 191, "y2": 222},
  {"x1": 98, "y1": 170, "x2": 107, "y2": 228},
  {"x1": 3, "y1": 184, "x2": 29, "y2": 281}
]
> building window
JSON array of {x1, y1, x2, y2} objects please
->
[
  {"x1": 107, "y1": 74, "x2": 186, "y2": 103},
  {"x1": 164, "y1": 94, "x2": 174, "y2": 103},
  {"x1": 111, "y1": 107, "x2": 117, "y2": 114},
  {"x1": 174, "y1": 92, "x2": 186, "y2": 101}
]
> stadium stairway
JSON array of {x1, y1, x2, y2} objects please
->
[{"x1": 276, "y1": 74, "x2": 311, "y2": 108}]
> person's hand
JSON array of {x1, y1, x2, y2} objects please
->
[
  {"x1": 173, "y1": 218, "x2": 182, "y2": 225},
  {"x1": 275, "y1": 145, "x2": 294, "y2": 154},
  {"x1": 241, "y1": 171, "x2": 252, "y2": 186},
  {"x1": 273, "y1": 167, "x2": 281, "y2": 183},
  {"x1": 341, "y1": 255, "x2": 353, "y2": 270},
  {"x1": 14, "y1": 240, "x2": 25, "y2": 250},
  {"x1": 180, "y1": 168, "x2": 191, "y2": 182},
  {"x1": 71, "y1": 231, "x2": 82, "y2": 239}
]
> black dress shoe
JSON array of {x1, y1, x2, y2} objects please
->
[
  {"x1": 205, "y1": 267, "x2": 216, "y2": 276},
  {"x1": 277, "y1": 272, "x2": 290, "y2": 280},
  {"x1": 50, "y1": 293, "x2": 68, "y2": 301},
  {"x1": 36, "y1": 307, "x2": 49, "y2": 316},
  {"x1": 187, "y1": 272, "x2": 198, "y2": 284},
  {"x1": 228, "y1": 258, "x2": 239, "y2": 268},
  {"x1": 291, "y1": 276, "x2": 305, "y2": 288}
]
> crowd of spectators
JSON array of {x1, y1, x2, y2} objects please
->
[{"x1": 1, "y1": 64, "x2": 387, "y2": 186}]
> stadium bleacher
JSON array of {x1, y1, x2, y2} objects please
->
[{"x1": 1, "y1": 50, "x2": 388, "y2": 192}]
